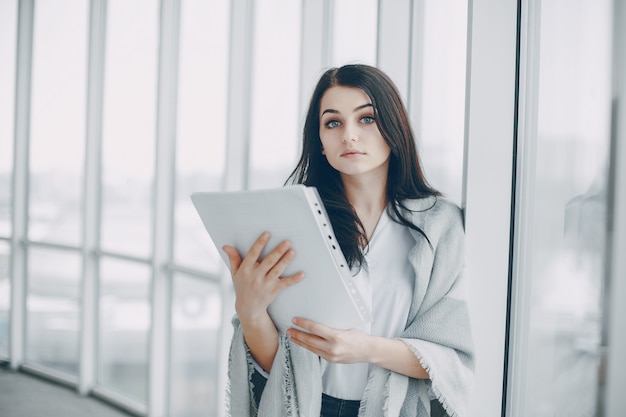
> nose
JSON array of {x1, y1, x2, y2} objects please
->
[{"x1": 342, "y1": 122, "x2": 359, "y2": 143}]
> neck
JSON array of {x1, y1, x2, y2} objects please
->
[{"x1": 341, "y1": 172, "x2": 388, "y2": 219}]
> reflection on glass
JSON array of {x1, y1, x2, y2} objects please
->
[
  {"x1": 332, "y1": 0, "x2": 378, "y2": 66},
  {"x1": 101, "y1": 0, "x2": 158, "y2": 257},
  {"x1": 0, "y1": 0, "x2": 17, "y2": 238},
  {"x1": 28, "y1": 0, "x2": 87, "y2": 246},
  {"x1": 98, "y1": 258, "x2": 150, "y2": 402},
  {"x1": 174, "y1": 0, "x2": 229, "y2": 271},
  {"x1": 26, "y1": 247, "x2": 80, "y2": 376},
  {"x1": 414, "y1": 0, "x2": 468, "y2": 205},
  {"x1": 512, "y1": 1, "x2": 612, "y2": 415},
  {"x1": 248, "y1": 0, "x2": 302, "y2": 190},
  {"x1": 0, "y1": 241, "x2": 10, "y2": 358},
  {"x1": 169, "y1": 274, "x2": 222, "y2": 417}
]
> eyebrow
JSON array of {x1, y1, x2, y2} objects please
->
[{"x1": 321, "y1": 103, "x2": 373, "y2": 116}]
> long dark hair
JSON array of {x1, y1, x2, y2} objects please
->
[{"x1": 286, "y1": 64, "x2": 440, "y2": 269}]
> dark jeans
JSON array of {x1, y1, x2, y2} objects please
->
[
  {"x1": 251, "y1": 369, "x2": 448, "y2": 417},
  {"x1": 320, "y1": 393, "x2": 361, "y2": 417}
]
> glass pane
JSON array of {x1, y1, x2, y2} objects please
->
[
  {"x1": 0, "y1": 241, "x2": 10, "y2": 358},
  {"x1": 28, "y1": 0, "x2": 87, "y2": 246},
  {"x1": 98, "y1": 257, "x2": 150, "y2": 402},
  {"x1": 332, "y1": 0, "x2": 378, "y2": 66},
  {"x1": 26, "y1": 247, "x2": 81, "y2": 376},
  {"x1": 248, "y1": 0, "x2": 302, "y2": 190},
  {"x1": 511, "y1": 1, "x2": 613, "y2": 415},
  {"x1": 0, "y1": 0, "x2": 17, "y2": 237},
  {"x1": 174, "y1": 0, "x2": 229, "y2": 271},
  {"x1": 101, "y1": 0, "x2": 158, "y2": 257},
  {"x1": 169, "y1": 274, "x2": 222, "y2": 417},
  {"x1": 415, "y1": 0, "x2": 468, "y2": 205}
]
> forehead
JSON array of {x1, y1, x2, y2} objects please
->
[{"x1": 319, "y1": 86, "x2": 371, "y2": 112}]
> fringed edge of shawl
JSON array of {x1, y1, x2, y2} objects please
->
[
  {"x1": 382, "y1": 373, "x2": 392, "y2": 416},
  {"x1": 225, "y1": 371, "x2": 232, "y2": 417},
  {"x1": 358, "y1": 369, "x2": 377, "y2": 416},
  {"x1": 225, "y1": 322, "x2": 259, "y2": 417},
  {"x1": 246, "y1": 348, "x2": 259, "y2": 416},
  {"x1": 403, "y1": 341, "x2": 459, "y2": 417},
  {"x1": 281, "y1": 334, "x2": 297, "y2": 417}
]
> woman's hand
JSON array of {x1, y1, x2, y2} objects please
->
[
  {"x1": 223, "y1": 232, "x2": 304, "y2": 372},
  {"x1": 287, "y1": 317, "x2": 430, "y2": 379},
  {"x1": 286, "y1": 318, "x2": 371, "y2": 364},
  {"x1": 223, "y1": 232, "x2": 304, "y2": 321}
]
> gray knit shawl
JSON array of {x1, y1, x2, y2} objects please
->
[{"x1": 226, "y1": 197, "x2": 475, "y2": 417}]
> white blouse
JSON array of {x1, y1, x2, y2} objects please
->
[
  {"x1": 320, "y1": 209, "x2": 416, "y2": 400},
  {"x1": 252, "y1": 209, "x2": 416, "y2": 401}
]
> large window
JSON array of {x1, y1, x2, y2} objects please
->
[
  {"x1": 97, "y1": 3, "x2": 159, "y2": 403},
  {"x1": 23, "y1": 0, "x2": 88, "y2": 378},
  {"x1": 412, "y1": 0, "x2": 468, "y2": 205},
  {"x1": 248, "y1": 0, "x2": 302, "y2": 190},
  {"x1": 0, "y1": 241, "x2": 10, "y2": 359},
  {"x1": 26, "y1": 247, "x2": 81, "y2": 375},
  {"x1": 100, "y1": 0, "x2": 158, "y2": 257},
  {"x1": 171, "y1": 1, "x2": 231, "y2": 414},
  {"x1": 508, "y1": 1, "x2": 614, "y2": 415},
  {"x1": 169, "y1": 274, "x2": 222, "y2": 417},
  {"x1": 0, "y1": 0, "x2": 17, "y2": 239},
  {"x1": 173, "y1": 0, "x2": 230, "y2": 272},
  {"x1": 332, "y1": 0, "x2": 378, "y2": 66},
  {"x1": 28, "y1": 0, "x2": 87, "y2": 247},
  {"x1": 98, "y1": 258, "x2": 151, "y2": 401}
]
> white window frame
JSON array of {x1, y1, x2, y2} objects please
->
[
  {"x1": 604, "y1": 0, "x2": 626, "y2": 414},
  {"x1": 463, "y1": 1, "x2": 519, "y2": 416},
  {"x1": 9, "y1": 0, "x2": 35, "y2": 372}
]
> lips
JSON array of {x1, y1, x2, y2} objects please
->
[{"x1": 341, "y1": 150, "x2": 365, "y2": 157}]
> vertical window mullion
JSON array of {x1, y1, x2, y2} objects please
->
[
  {"x1": 150, "y1": 0, "x2": 180, "y2": 415},
  {"x1": 604, "y1": 0, "x2": 626, "y2": 414},
  {"x1": 79, "y1": 0, "x2": 107, "y2": 396},
  {"x1": 9, "y1": 0, "x2": 35, "y2": 371},
  {"x1": 223, "y1": 0, "x2": 255, "y2": 192}
]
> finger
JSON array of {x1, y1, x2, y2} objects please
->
[
  {"x1": 241, "y1": 232, "x2": 271, "y2": 267},
  {"x1": 288, "y1": 332, "x2": 320, "y2": 353},
  {"x1": 287, "y1": 328, "x2": 327, "y2": 353},
  {"x1": 259, "y1": 240, "x2": 293, "y2": 273},
  {"x1": 261, "y1": 245, "x2": 296, "y2": 278},
  {"x1": 276, "y1": 271, "x2": 304, "y2": 290},
  {"x1": 222, "y1": 245, "x2": 242, "y2": 275},
  {"x1": 292, "y1": 317, "x2": 335, "y2": 339}
]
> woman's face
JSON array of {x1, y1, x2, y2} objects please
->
[{"x1": 318, "y1": 86, "x2": 391, "y2": 182}]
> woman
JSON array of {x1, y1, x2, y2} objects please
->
[{"x1": 224, "y1": 64, "x2": 474, "y2": 417}]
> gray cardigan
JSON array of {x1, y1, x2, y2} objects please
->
[{"x1": 227, "y1": 196, "x2": 475, "y2": 417}]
